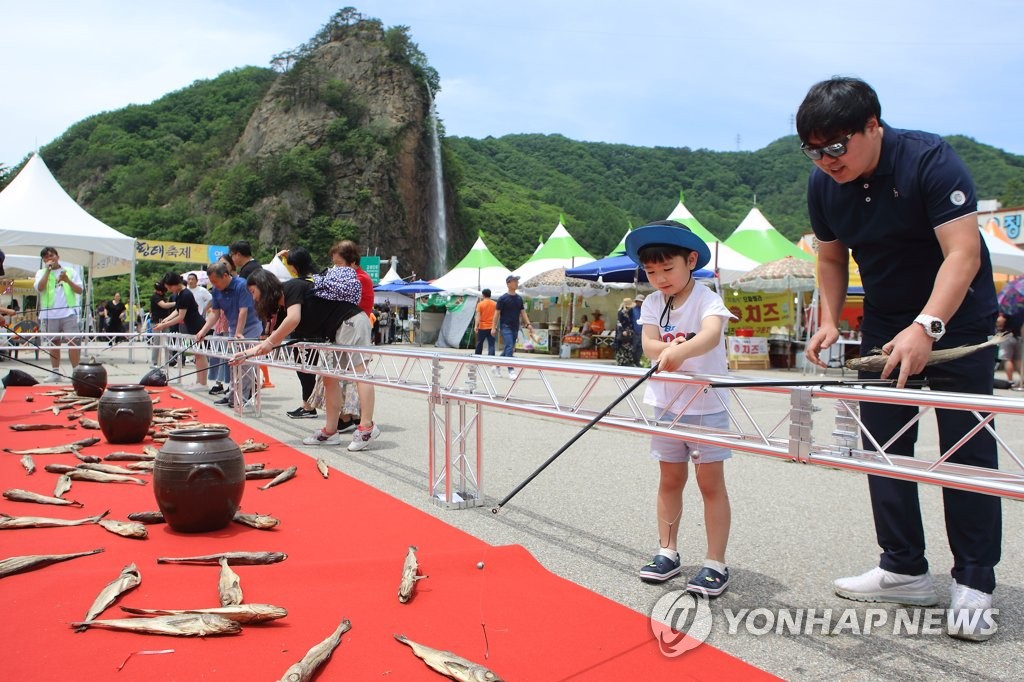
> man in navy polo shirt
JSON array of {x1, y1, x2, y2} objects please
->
[{"x1": 798, "y1": 77, "x2": 1000, "y2": 641}]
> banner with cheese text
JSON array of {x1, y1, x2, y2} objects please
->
[{"x1": 725, "y1": 290, "x2": 796, "y2": 337}]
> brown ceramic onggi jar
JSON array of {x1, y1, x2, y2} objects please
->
[
  {"x1": 72, "y1": 357, "x2": 108, "y2": 398},
  {"x1": 97, "y1": 384, "x2": 153, "y2": 444},
  {"x1": 153, "y1": 428, "x2": 245, "y2": 533}
]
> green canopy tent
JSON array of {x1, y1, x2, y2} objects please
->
[
  {"x1": 665, "y1": 191, "x2": 760, "y2": 283},
  {"x1": 724, "y1": 207, "x2": 814, "y2": 263}
]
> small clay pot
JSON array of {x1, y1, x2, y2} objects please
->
[
  {"x1": 98, "y1": 384, "x2": 153, "y2": 444},
  {"x1": 153, "y1": 428, "x2": 245, "y2": 533},
  {"x1": 72, "y1": 357, "x2": 107, "y2": 398}
]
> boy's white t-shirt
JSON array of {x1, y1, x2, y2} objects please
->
[{"x1": 638, "y1": 284, "x2": 733, "y2": 415}]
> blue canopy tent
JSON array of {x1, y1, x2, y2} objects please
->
[{"x1": 566, "y1": 253, "x2": 713, "y2": 284}]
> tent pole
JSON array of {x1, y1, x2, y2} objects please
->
[{"x1": 127, "y1": 254, "x2": 137, "y2": 364}]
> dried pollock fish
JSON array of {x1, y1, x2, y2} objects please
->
[
  {"x1": 0, "y1": 548, "x2": 104, "y2": 579},
  {"x1": 127, "y1": 511, "x2": 166, "y2": 524},
  {"x1": 0, "y1": 510, "x2": 108, "y2": 529},
  {"x1": 277, "y1": 619, "x2": 351, "y2": 682},
  {"x1": 44, "y1": 463, "x2": 77, "y2": 475},
  {"x1": 157, "y1": 551, "x2": 287, "y2": 566},
  {"x1": 98, "y1": 518, "x2": 148, "y2": 539},
  {"x1": 232, "y1": 511, "x2": 280, "y2": 530},
  {"x1": 3, "y1": 488, "x2": 82, "y2": 507},
  {"x1": 3, "y1": 437, "x2": 101, "y2": 455},
  {"x1": 846, "y1": 334, "x2": 1004, "y2": 372},
  {"x1": 218, "y1": 557, "x2": 243, "y2": 606},
  {"x1": 394, "y1": 634, "x2": 505, "y2": 681},
  {"x1": 67, "y1": 470, "x2": 147, "y2": 485},
  {"x1": 398, "y1": 545, "x2": 428, "y2": 604},
  {"x1": 9, "y1": 423, "x2": 77, "y2": 431},
  {"x1": 105, "y1": 451, "x2": 155, "y2": 461},
  {"x1": 78, "y1": 462, "x2": 140, "y2": 476},
  {"x1": 74, "y1": 453, "x2": 102, "y2": 464},
  {"x1": 259, "y1": 466, "x2": 297, "y2": 491},
  {"x1": 53, "y1": 474, "x2": 72, "y2": 499},
  {"x1": 77, "y1": 563, "x2": 142, "y2": 632},
  {"x1": 120, "y1": 604, "x2": 287, "y2": 624},
  {"x1": 20, "y1": 454, "x2": 36, "y2": 475},
  {"x1": 316, "y1": 459, "x2": 329, "y2": 479},
  {"x1": 79, "y1": 417, "x2": 101, "y2": 430},
  {"x1": 71, "y1": 613, "x2": 241, "y2": 636},
  {"x1": 245, "y1": 468, "x2": 287, "y2": 480},
  {"x1": 239, "y1": 438, "x2": 269, "y2": 453}
]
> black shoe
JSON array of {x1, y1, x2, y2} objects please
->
[
  {"x1": 639, "y1": 552, "x2": 681, "y2": 584},
  {"x1": 169, "y1": 359, "x2": 178, "y2": 367},
  {"x1": 287, "y1": 406, "x2": 318, "y2": 419},
  {"x1": 686, "y1": 566, "x2": 730, "y2": 598},
  {"x1": 214, "y1": 397, "x2": 233, "y2": 406},
  {"x1": 337, "y1": 419, "x2": 358, "y2": 434},
  {"x1": 208, "y1": 383, "x2": 225, "y2": 395}
]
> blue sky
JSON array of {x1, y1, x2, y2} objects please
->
[{"x1": 2, "y1": 0, "x2": 1022, "y2": 167}]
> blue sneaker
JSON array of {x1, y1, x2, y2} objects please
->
[
  {"x1": 686, "y1": 566, "x2": 730, "y2": 597},
  {"x1": 639, "y1": 553, "x2": 681, "y2": 583}
]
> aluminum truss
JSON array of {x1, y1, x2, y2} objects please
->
[{"x1": 151, "y1": 335, "x2": 1024, "y2": 507}]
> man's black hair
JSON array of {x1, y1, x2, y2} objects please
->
[
  {"x1": 481, "y1": 288, "x2": 491, "y2": 298},
  {"x1": 229, "y1": 240, "x2": 252, "y2": 258},
  {"x1": 796, "y1": 77, "x2": 881, "y2": 144}
]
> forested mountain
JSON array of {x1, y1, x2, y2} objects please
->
[
  {"x1": 4, "y1": 7, "x2": 1024, "y2": 289},
  {"x1": 445, "y1": 134, "x2": 1024, "y2": 268}
]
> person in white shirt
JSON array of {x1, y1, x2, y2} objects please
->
[
  {"x1": 33, "y1": 247, "x2": 84, "y2": 381},
  {"x1": 626, "y1": 220, "x2": 736, "y2": 597}
]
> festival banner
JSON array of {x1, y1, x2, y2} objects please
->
[
  {"x1": 725, "y1": 291, "x2": 795, "y2": 337},
  {"x1": 91, "y1": 240, "x2": 229, "y2": 278}
]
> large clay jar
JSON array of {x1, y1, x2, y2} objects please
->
[
  {"x1": 98, "y1": 384, "x2": 153, "y2": 444},
  {"x1": 153, "y1": 428, "x2": 245, "y2": 533},
  {"x1": 72, "y1": 357, "x2": 107, "y2": 398}
]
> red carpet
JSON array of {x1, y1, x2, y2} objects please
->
[{"x1": 0, "y1": 386, "x2": 774, "y2": 680}]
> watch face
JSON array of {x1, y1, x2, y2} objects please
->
[{"x1": 930, "y1": 321, "x2": 943, "y2": 334}]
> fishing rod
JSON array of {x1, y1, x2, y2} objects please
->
[
  {"x1": 492, "y1": 361, "x2": 661, "y2": 514},
  {"x1": 700, "y1": 377, "x2": 933, "y2": 389},
  {"x1": 154, "y1": 339, "x2": 299, "y2": 385}
]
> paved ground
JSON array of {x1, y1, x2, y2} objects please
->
[{"x1": 5, "y1": 344, "x2": 1022, "y2": 680}]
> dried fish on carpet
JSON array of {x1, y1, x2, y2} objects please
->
[
  {"x1": 76, "y1": 563, "x2": 142, "y2": 632},
  {"x1": 0, "y1": 548, "x2": 104, "y2": 579},
  {"x1": 394, "y1": 634, "x2": 505, "y2": 681},
  {"x1": 277, "y1": 619, "x2": 351, "y2": 682},
  {"x1": 71, "y1": 613, "x2": 241, "y2": 636}
]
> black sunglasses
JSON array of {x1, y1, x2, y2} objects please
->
[{"x1": 800, "y1": 133, "x2": 854, "y2": 161}]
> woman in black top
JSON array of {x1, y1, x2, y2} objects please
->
[
  {"x1": 249, "y1": 248, "x2": 319, "y2": 420},
  {"x1": 153, "y1": 272, "x2": 208, "y2": 389}
]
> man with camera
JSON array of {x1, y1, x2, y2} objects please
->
[{"x1": 34, "y1": 247, "x2": 84, "y2": 382}]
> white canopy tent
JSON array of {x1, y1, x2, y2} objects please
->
[{"x1": 0, "y1": 154, "x2": 137, "y2": 326}]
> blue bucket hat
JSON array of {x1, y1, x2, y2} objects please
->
[{"x1": 625, "y1": 220, "x2": 711, "y2": 270}]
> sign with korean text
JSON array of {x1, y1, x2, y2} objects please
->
[
  {"x1": 360, "y1": 256, "x2": 381, "y2": 284},
  {"x1": 136, "y1": 240, "x2": 228, "y2": 264},
  {"x1": 727, "y1": 336, "x2": 769, "y2": 357},
  {"x1": 725, "y1": 291, "x2": 794, "y2": 337}
]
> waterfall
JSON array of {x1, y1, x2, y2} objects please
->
[{"x1": 426, "y1": 87, "x2": 447, "y2": 277}]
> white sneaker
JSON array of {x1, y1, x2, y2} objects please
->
[
  {"x1": 185, "y1": 383, "x2": 208, "y2": 393},
  {"x1": 45, "y1": 371, "x2": 63, "y2": 384},
  {"x1": 833, "y1": 567, "x2": 938, "y2": 606},
  {"x1": 492, "y1": 367, "x2": 503, "y2": 377},
  {"x1": 347, "y1": 423, "x2": 381, "y2": 451},
  {"x1": 302, "y1": 429, "x2": 342, "y2": 446},
  {"x1": 947, "y1": 580, "x2": 997, "y2": 641},
  {"x1": 508, "y1": 369, "x2": 518, "y2": 379}
]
